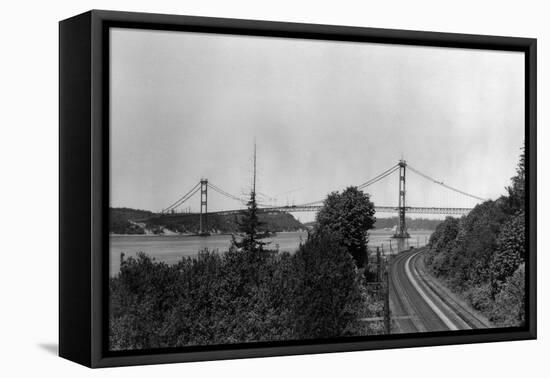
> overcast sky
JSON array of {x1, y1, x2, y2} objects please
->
[{"x1": 110, "y1": 28, "x2": 524, "y2": 220}]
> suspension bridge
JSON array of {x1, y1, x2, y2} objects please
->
[{"x1": 156, "y1": 159, "x2": 486, "y2": 237}]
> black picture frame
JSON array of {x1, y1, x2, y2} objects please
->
[{"x1": 59, "y1": 9, "x2": 537, "y2": 368}]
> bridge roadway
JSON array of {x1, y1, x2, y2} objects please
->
[
  {"x1": 255, "y1": 205, "x2": 473, "y2": 215},
  {"x1": 389, "y1": 248, "x2": 492, "y2": 333},
  {"x1": 162, "y1": 205, "x2": 472, "y2": 217}
]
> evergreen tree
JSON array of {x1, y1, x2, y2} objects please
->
[
  {"x1": 425, "y1": 145, "x2": 527, "y2": 326},
  {"x1": 231, "y1": 142, "x2": 273, "y2": 253},
  {"x1": 490, "y1": 212, "x2": 525, "y2": 294},
  {"x1": 231, "y1": 190, "x2": 272, "y2": 253},
  {"x1": 490, "y1": 263, "x2": 525, "y2": 327},
  {"x1": 504, "y1": 144, "x2": 525, "y2": 214}
]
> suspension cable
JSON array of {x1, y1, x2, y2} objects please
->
[
  {"x1": 162, "y1": 187, "x2": 201, "y2": 213},
  {"x1": 289, "y1": 164, "x2": 400, "y2": 207},
  {"x1": 209, "y1": 183, "x2": 277, "y2": 209},
  {"x1": 407, "y1": 164, "x2": 486, "y2": 201},
  {"x1": 357, "y1": 164, "x2": 400, "y2": 189},
  {"x1": 162, "y1": 182, "x2": 200, "y2": 213},
  {"x1": 208, "y1": 183, "x2": 248, "y2": 204},
  {"x1": 294, "y1": 199, "x2": 324, "y2": 207}
]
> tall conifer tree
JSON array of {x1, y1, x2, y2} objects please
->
[{"x1": 231, "y1": 142, "x2": 273, "y2": 252}]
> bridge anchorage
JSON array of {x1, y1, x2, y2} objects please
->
[{"x1": 160, "y1": 159, "x2": 485, "y2": 237}]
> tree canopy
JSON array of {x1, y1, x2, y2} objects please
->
[
  {"x1": 314, "y1": 186, "x2": 376, "y2": 268},
  {"x1": 425, "y1": 145, "x2": 526, "y2": 327},
  {"x1": 231, "y1": 190, "x2": 274, "y2": 253},
  {"x1": 504, "y1": 144, "x2": 525, "y2": 214}
]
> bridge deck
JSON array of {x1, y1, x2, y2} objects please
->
[{"x1": 159, "y1": 205, "x2": 472, "y2": 217}]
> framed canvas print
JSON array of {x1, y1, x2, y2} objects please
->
[{"x1": 59, "y1": 10, "x2": 537, "y2": 368}]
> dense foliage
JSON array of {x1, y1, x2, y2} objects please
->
[
  {"x1": 503, "y1": 146, "x2": 525, "y2": 214},
  {"x1": 109, "y1": 207, "x2": 153, "y2": 234},
  {"x1": 110, "y1": 187, "x2": 381, "y2": 350},
  {"x1": 314, "y1": 187, "x2": 376, "y2": 268},
  {"x1": 110, "y1": 232, "x2": 378, "y2": 350},
  {"x1": 425, "y1": 147, "x2": 526, "y2": 327}
]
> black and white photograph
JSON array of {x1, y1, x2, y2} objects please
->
[
  {"x1": 2, "y1": 0, "x2": 546, "y2": 375},
  {"x1": 1, "y1": 0, "x2": 548, "y2": 374},
  {"x1": 108, "y1": 27, "x2": 527, "y2": 352}
]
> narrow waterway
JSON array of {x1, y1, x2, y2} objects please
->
[{"x1": 109, "y1": 229, "x2": 432, "y2": 276}]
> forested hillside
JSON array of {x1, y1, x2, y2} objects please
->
[
  {"x1": 147, "y1": 211, "x2": 306, "y2": 234},
  {"x1": 304, "y1": 217, "x2": 442, "y2": 230},
  {"x1": 109, "y1": 207, "x2": 154, "y2": 234},
  {"x1": 425, "y1": 147, "x2": 526, "y2": 327},
  {"x1": 109, "y1": 208, "x2": 305, "y2": 234},
  {"x1": 374, "y1": 217, "x2": 442, "y2": 230}
]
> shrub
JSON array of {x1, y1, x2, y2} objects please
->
[
  {"x1": 463, "y1": 283, "x2": 493, "y2": 315},
  {"x1": 490, "y1": 213, "x2": 525, "y2": 293},
  {"x1": 109, "y1": 237, "x2": 372, "y2": 350},
  {"x1": 290, "y1": 234, "x2": 367, "y2": 339},
  {"x1": 490, "y1": 264, "x2": 525, "y2": 327}
]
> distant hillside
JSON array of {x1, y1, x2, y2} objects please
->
[
  {"x1": 109, "y1": 207, "x2": 306, "y2": 235},
  {"x1": 110, "y1": 207, "x2": 154, "y2": 234},
  {"x1": 304, "y1": 217, "x2": 442, "y2": 231},
  {"x1": 374, "y1": 217, "x2": 442, "y2": 230}
]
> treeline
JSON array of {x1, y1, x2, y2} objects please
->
[
  {"x1": 110, "y1": 187, "x2": 382, "y2": 350},
  {"x1": 110, "y1": 237, "x2": 381, "y2": 350},
  {"x1": 374, "y1": 217, "x2": 442, "y2": 230},
  {"x1": 147, "y1": 211, "x2": 306, "y2": 234},
  {"x1": 110, "y1": 207, "x2": 153, "y2": 234},
  {"x1": 305, "y1": 217, "x2": 442, "y2": 231},
  {"x1": 426, "y1": 148, "x2": 526, "y2": 327}
]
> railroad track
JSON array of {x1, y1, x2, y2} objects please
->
[{"x1": 389, "y1": 248, "x2": 492, "y2": 334}]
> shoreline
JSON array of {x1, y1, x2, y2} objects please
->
[
  {"x1": 110, "y1": 229, "x2": 433, "y2": 237},
  {"x1": 109, "y1": 230, "x2": 309, "y2": 237}
]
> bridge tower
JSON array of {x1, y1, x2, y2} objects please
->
[
  {"x1": 199, "y1": 178, "x2": 209, "y2": 236},
  {"x1": 394, "y1": 159, "x2": 410, "y2": 240}
]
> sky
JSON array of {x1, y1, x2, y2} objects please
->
[{"x1": 109, "y1": 28, "x2": 524, "y2": 221}]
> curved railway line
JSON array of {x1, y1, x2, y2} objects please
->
[{"x1": 389, "y1": 248, "x2": 492, "y2": 334}]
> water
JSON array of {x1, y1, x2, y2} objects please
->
[
  {"x1": 109, "y1": 231, "x2": 308, "y2": 276},
  {"x1": 367, "y1": 229, "x2": 432, "y2": 254},
  {"x1": 109, "y1": 229, "x2": 431, "y2": 276}
]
